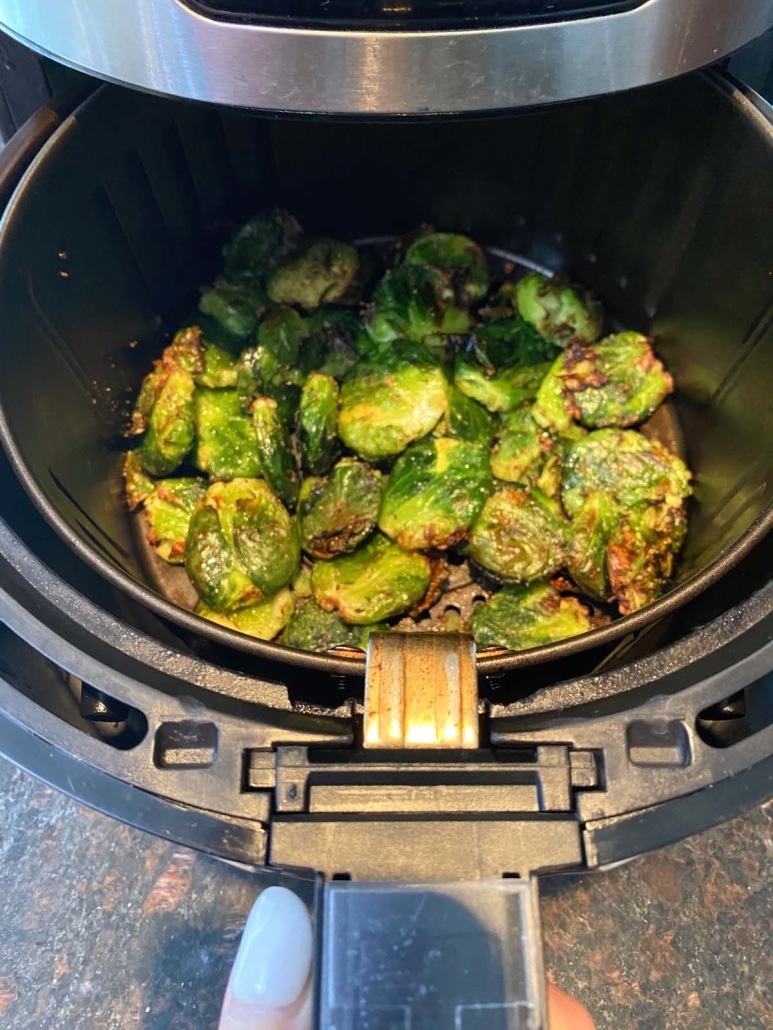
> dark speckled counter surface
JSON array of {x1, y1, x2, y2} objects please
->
[{"x1": 0, "y1": 755, "x2": 771, "y2": 1029}]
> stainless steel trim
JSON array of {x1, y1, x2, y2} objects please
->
[{"x1": 0, "y1": 0, "x2": 771, "y2": 115}]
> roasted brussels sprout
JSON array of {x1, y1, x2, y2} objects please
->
[
  {"x1": 299, "y1": 459, "x2": 382, "y2": 559},
  {"x1": 305, "y1": 307, "x2": 369, "y2": 378},
  {"x1": 437, "y1": 386, "x2": 495, "y2": 446},
  {"x1": 608, "y1": 501, "x2": 688, "y2": 614},
  {"x1": 454, "y1": 357, "x2": 552, "y2": 413},
  {"x1": 142, "y1": 477, "x2": 207, "y2": 564},
  {"x1": 196, "y1": 587, "x2": 294, "y2": 640},
  {"x1": 469, "y1": 487, "x2": 566, "y2": 583},
  {"x1": 338, "y1": 343, "x2": 448, "y2": 460},
  {"x1": 297, "y1": 373, "x2": 340, "y2": 475},
  {"x1": 515, "y1": 271, "x2": 602, "y2": 348},
  {"x1": 472, "y1": 583, "x2": 594, "y2": 651},
  {"x1": 565, "y1": 490, "x2": 618, "y2": 601},
  {"x1": 185, "y1": 504, "x2": 262, "y2": 612},
  {"x1": 123, "y1": 451, "x2": 155, "y2": 509},
  {"x1": 365, "y1": 265, "x2": 471, "y2": 347},
  {"x1": 405, "y1": 232, "x2": 490, "y2": 304},
  {"x1": 267, "y1": 239, "x2": 359, "y2": 310},
  {"x1": 251, "y1": 396, "x2": 300, "y2": 507},
  {"x1": 532, "y1": 333, "x2": 673, "y2": 431},
  {"x1": 470, "y1": 316, "x2": 559, "y2": 370},
  {"x1": 199, "y1": 277, "x2": 267, "y2": 340},
  {"x1": 196, "y1": 340, "x2": 239, "y2": 389},
  {"x1": 222, "y1": 210, "x2": 302, "y2": 281},
  {"x1": 231, "y1": 482, "x2": 301, "y2": 595},
  {"x1": 379, "y1": 438, "x2": 492, "y2": 551},
  {"x1": 282, "y1": 599, "x2": 385, "y2": 652},
  {"x1": 490, "y1": 405, "x2": 548, "y2": 485},
  {"x1": 311, "y1": 533, "x2": 432, "y2": 624},
  {"x1": 133, "y1": 341, "x2": 200, "y2": 475},
  {"x1": 561, "y1": 429, "x2": 691, "y2": 519},
  {"x1": 192, "y1": 388, "x2": 262, "y2": 480}
]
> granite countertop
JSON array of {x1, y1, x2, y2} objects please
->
[{"x1": 0, "y1": 755, "x2": 771, "y2": 1030}]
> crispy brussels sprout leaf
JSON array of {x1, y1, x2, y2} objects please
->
[
  {"x1": 196, "y1": 587, "x2": 294, "y2": 640},
  {"x1": 471, "y1": 316, "x2": 559, "y2": 370},
  {"x1": 515, "y1": 271, "x2": 602, "y2": 348},
  {"x1": 608, "y1": 501, "x2": 687, "y2": 614},
  {"x1": 298, "y1": 373, "x2": 340, "y2": 475},
  {"x1": 472, "y1": 583, "x2": 594, "y2": 651},
  {"x1": 222, "y1": 210, "x2": 302, "y2": 281},
  {"x1": 405, "y1": 232, "x2": 490, "y2": 304},
  {"x1": 193, "y1": 388, "x2": 262, "y2": 480},
  {"x1": 437, "y1": 386, "x2": 495, "y2": 446},
  {"x1": 379, "y1": 438, "x2": 492, "y2": 550},
  {"x1": 365, "y1": 265, "x2": 471, "y2": 347},
  {"x1": 231, "y1": 482, "x2": 301, "y2": 595},
  {"x1": 143, "y1": 477, "x2": 207, "y2": 564},
  {"x1": 565, "y1": 491, "x2": 618, "y2": 601},
  {"x1": 312, "y1": 533, "x2": 432, "y2": 624},
  {"x1": 199, "y1": 277, "x2": 267, "y2": 340},
  {"x1": 469, "y1": 487, "x2": 566, "y2": 583},
  {"x1": 282, "y1": 599, "x2": 385, "y2": 652},
  {"x1": 251, "y1": 396, "x2": 300, "y2": 507},
  {"x1": 338, "y1": 344, "x2": 448, "y2": 460},
  {"x1": 185, "y1": 503, "x2": 262, "y2": 612},
  {"x1": 561, "y1": 429, "x2": 692, "y2": 519},
  {"x1": 454, "y1": 358, "x2": 551, "y2": 413},
  {"x1": 196, "y1": 340, "x2": 239, "y2": 389},
  {"x1": 490, "y1": 405, "x2": 547, "y2": 485},
  {"x1": 300, "y1": 459, "x2": 382, "y2": 559},
  {"x1": 267, "y1": 239, "x2": 359, "y2": 310}
]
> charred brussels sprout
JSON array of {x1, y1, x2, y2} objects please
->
[
  {"x1": 267, "y1": 239, "x2": 359, "y2": 310},
  {"x1": 378, "y1": 438, "x2": 492, "y2": 551},
  {"x1": 222, "y1": 210, "x2": 301, "y2": 281},
  {"x1": 196, "y1": 588, "x2": 294, "y2": 640},
  {"x1": 437, "y1": 386, "x2": 495, "y2": 447},
  {"x1": 565, "y1": 491, "x2": 618, "y2": 601},
  {"x1": 405, "y1": 232, "x2": 490, "y2": 304},
  {"x1": 305, "y1": 307, "x2": 369, "y2": 378},
  {"x1": 193, "y1": 388, "x2": 262, "y2": 480},
  {"x1": 297, "y1": 374, "x2": 340, "y2": 475},
  {"x1": 454, "y1": 357, "x2": 551, "y2": 413},
  {"x1": 472, "y1": 583, "x2": 594, "y2": 651},
  {"x1": 608, "y1": 501, "x2": 687, "y2": 614},
  {"x1": 337, "y1": 343, "x2": 448, "y2": 461},
  {"x1": 251, "y1": 396, "x2": 300, "y2": 507},
  {"x1": 469, "y1": 487, "x2": 565, "y2": 583},
  {"x1": 561, "y1": 429, "x2": 691, "y2": 519},
  {"x1": 515, "y1": 272, "x2": 602, "y2": 348},
  {"x1": 282, "y1": 599, "x2": 385, "y2": 652},
  {"x1": 300, "y1": 459, "x2": 382, "y2": 559},
  {"x1": 365, "y1": 265, "x2": 471, "y2": 347},
  {"x1": 312, "y1": 533, "x2": 432, "y2": 624},
  {"x1": 490, "y1": 406, "x2": 548, "y2": 485},
  {"x1": 143, "y1": 477, "x2": 207, "y2": 564},
  {"x1": 199, "y1": 277, "x2": 267, "y2": 340}
]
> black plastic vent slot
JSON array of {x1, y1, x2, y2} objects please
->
[{"x1": 696, "y1": 676, "x2": 773, "y2": 749}]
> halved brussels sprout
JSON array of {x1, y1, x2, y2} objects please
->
[
  {"x1": 454, "y1": 357, "x2": 552, "y2": 413},
  {"x1": 561, "y1": 429, "x2": 692, "y2": 519},
  {"x1": 300, "y1": 459, "x2": 382, "y2": 559},
  {"x1": 471, "y1": 583, "x2": 594, "y2": 651},
  {"x1": 251, "y1": 396, "x2": 300, "y2": 507},
  {"x1": 199, "y1": 277, "x2": 267, "y2": 340},
  {"x1": 222, "y1": 210, "x2": 302, "y2": 281},
  {"x1": 185, "y1": 505, "x2": 262, "y2": 612},
  {"x1": 195, "y1": 587, "x2": 294, "y2": 641},
  {"x1": 267, "y1": 239, "x2": 359, "y2": 310},
  {"x1": 282, "y1": 599, "x2": 385, "y2": 652},
  {"x1": 405, "y1": 232, "x2": 490, "y2": 304},
  {"x1": 196, "y1": 340, "x2": 239, "y2": 389},
  {"x1": 437, "y1": 386, "x2": 495, "y2": 447},
  {"x1": 515, "y1": 271, "x2": 602, "y2": 348},
  {"x1": 338, "y1": 343, "x2": 448, "y2": 461},
  {"x1": 306, "y1": 307, "x2": 372, "y2": 377},
  {"x1": 379, "y1": 437, "x2": 492, "y2": 551},
  {"x1": 231, "y1": 480, "x2": 301, "y2": 596},
  {"x1": 470, "y1": 316, "x2": 559, "y2": 370},
  {"x1": 123, "y1": 451, "x2": 155, "y2": 510},
  {"x1": 365, "y1": 265, "x2": 471, "y2": 347},
  {"x1": 608, "y1": 501, "x2": 688, "y2": 614},
  {"x1": 490, "y1": 405, "x2": 547, "y2": 485},
  {"x1": 193, "y1": 388, "x2": 262, "y2": 480},
  {"x1": 143, "y1": 477, "x2": 207, "y2": 564},
  {"x1": 469, "y1": 487, "x2": 566, "y2": 583},
  {"x1": 297, "y1": 373, "x2": 340, "y2": 475},
  {"x1": 565, "y1": 490, "x2": 618, "y2": 601},
  {"x1": 311, "y1": 533, "x2": 432, "y2": 624}
]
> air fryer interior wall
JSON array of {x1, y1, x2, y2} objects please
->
[{"x1": 0, "y1": 73, "x2": 772, "y2": 673}]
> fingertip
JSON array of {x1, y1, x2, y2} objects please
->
[{"x1": 547, "y1": 980, "x2": 596, "y2": 1030}]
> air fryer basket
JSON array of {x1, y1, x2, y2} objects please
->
[{"x1": 0, "y1": 73, "x2": 771, "y2": 676}]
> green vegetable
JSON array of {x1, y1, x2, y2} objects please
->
[
  {"x1": 515, "y1": 271, "x2": 602, "y2": 348},
  {"x1": 454, "y1": 358, "x2": 552, "y2": 413},
  {"x1": 471, "y1": 316, "x2": 559, "y2": 370},
  {"x1": 123, "y1": 451, "x2": 155, "y2": 509},
  {"x1": 297, "y1": 373, "x2": 340, "y2": 475},
  {"x1": 196, "y1": 340, "x2": 239, "y2": 389},
  {"x1": 251, "y1": 396, "x2": 300, "y2": 507},
  {"x1": 143, "y1": 477, "x2": 207, "y2": 564},
  {"x1": 193, "y1": 388, "x2": 262, "y2": 480},
  {"x1": 469, "y1": 487, "x2": 566, "y2": 583},
  {"x1": 338, "y1": 343, "x2": 448, "y2": 460},
  {"x1": 305, "y1": 307, "x2": 371, "y2": 377},
  {"x1": 365, "y1": 265, "x2": 471, "y2": 347},
  {"x1": 561, "y1": 429, "x2": 692, "y2": 519},
  {"x1": 608, "y1": 501, "x2": 688, "y2": 614},
  {"x1": 437, "y1": 386, "x2": 495, "y2": 446},
  {"x1": 267, "y1": 238, "x2": 359, "y2": 309},
  {"x1": 282, "y1": 599, "x2": 385, "y2": 652},
  {"x1": 311, "y1": 533, "x2": 432, "y2": 624},
  {"x1": 379, "y1": 437, "x2": 492, "y2": 550},
  {"x1": 300, "y1": 459, "x2": 382, "y2": 559},
  {"x1": 185, "y1": 505, "x2": 262, "y2": 612},
  {"x1": 199, "y1": 277, "x2": 267, "y2": 340},
  {"x1": 565, "y1": 491, "x2": 618, "y2": 601},
  {"x1": 472, "y1": 583, "x2": 594, "y2": 650},
  {"x1": 196, "y1": 587, "x2": 294, "y2": 640},
  {"x1": 222, "y1": 210, "x2": 302, "y2": 281},
  {"x1": 405, "y1": 232, "x2": 490, "y2": 304},
  {"x1": 490, "y1": 405, "x2": 547, "y2": 485},
  {"x1": 231, "y1": 482, "x2": 301, "y2": 595}
]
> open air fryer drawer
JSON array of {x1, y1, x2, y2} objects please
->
[{"x1": 0, "y1": 70, "x2": 772, "y2": 1024}]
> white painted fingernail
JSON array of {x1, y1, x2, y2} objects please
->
[{"x1": 230, "y1": 886, "x2": 313, "y2": 1009}]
